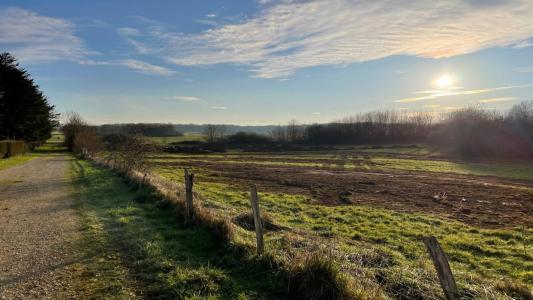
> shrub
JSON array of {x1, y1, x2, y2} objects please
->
[
  {"x1": 6, "y1": 140, "x2": 26, "y2": 157},
  {"x1": 73, "y1": 127, "x2": 104, "y2": 158},
  {"x1": 0, "y1": 141, "x2": 8, "y2": 158},
  {"x1": 227, "y1": 132, "x2": 271, "y2": 145}
]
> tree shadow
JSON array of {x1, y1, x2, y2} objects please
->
[{"x1": 71, "y1": 161, "x2": 287, "y2": 299}]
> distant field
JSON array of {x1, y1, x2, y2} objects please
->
[
  {"x1": 147, "y1": 133, "x2": 205, "y2": 144},
  {"x1": 149, "y1": 147, "x2": 532, "y2": 298},
  {"x1": 152, "y1": 149, "x2": 533, "y2": 181}
]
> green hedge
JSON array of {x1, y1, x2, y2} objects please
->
[
  {"x1": 0, "y1": 140, "x2": 27, "y2": 158},
  {"x1": 0, "y1": 141, "x2": 7, "y2": 158}
]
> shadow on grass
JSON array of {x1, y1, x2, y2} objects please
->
[{"x1": 71, "y1": 160, "x2": 287, "y2": 299}]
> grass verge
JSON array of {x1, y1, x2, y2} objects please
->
[
  {"x1": 69, "y1": 159, "x2": 288, "y2": 299},
  {"x1": 0, "y1": 155, "x2": 37, "y2": 171}
]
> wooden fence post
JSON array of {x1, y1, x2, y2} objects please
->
[
  {"x1": 184, "y1": 169, "x2": 194, "y2": 222},
  {"x1": 250, "y1": 185, "x2": 264, "y2": 255},
  {"x1": 422, "y1": 236, "x2": 459, "y2": 300}
]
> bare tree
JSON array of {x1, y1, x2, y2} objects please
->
[
  {"x1": 287, "y1": 119, "x2": 303, "y2": 143},
  {"x1": 203, "y1": 124, "x2": 226, "y2": 144},
  {"x1": 73, "y1": 127, "x2": 104, "y2": 158},
  {"x1": 269, "y1": 125, "x2": 287, "y2": 143},
  {"x1": 104, "y1": 134, "x2": 159, "y2": 174}
]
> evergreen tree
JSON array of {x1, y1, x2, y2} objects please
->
[{"x1": 0, "y1": 52, "x2": 58, "y2": 141}]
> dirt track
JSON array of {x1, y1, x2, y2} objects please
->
[{"x1": 0, "y1": 156, "x2": 80, "y2": 299}]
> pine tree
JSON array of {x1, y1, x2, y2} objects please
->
[{"x1": 0, "y1": 52, "x2": 58, "y2": 142}]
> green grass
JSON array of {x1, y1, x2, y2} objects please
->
[
  {"x1": 0, "y1": 154, "x2": 37, "y2": 171},
  {"x1": 148, "y1": 133, "x2": 205, "y2": 145},
  {"x1": 69, "y1": 160, "x2": 286, "y2": 299},
  {"x1": 155, "y1": 165, "x2": 532, "y2": 298},
  {"x1": 369, "y1": 157, "x2": 533, "y2": 181}
]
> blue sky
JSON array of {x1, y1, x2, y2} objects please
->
[{"x1": 1, "y1": 0, "x2": 532, "y2": 125}]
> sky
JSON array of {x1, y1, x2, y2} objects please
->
[{"x1": 1, "y1": 0, "x2": 533, "y2": 125}]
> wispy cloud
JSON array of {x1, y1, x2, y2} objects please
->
[
  {"x1": 515, "y1": 67, "x2": 533, "y2": 73},
  {"x1": 116, "y1": 59, "x2": 176, "y2": 76},
  {"x1": 165, "y1": 96, "x2": 200, "y2": 101},
  {"x1": 211, "y1": 106, "x2": 228, "y2": 110},
  {"x1": 478, "y1": 97, "x2": 516, "y2": 103},
  {"x1": 393, "y1": 85, "x2": 532, "y2": 103},
  {"x1": 0, "y1": 7, "x2": 90, "y2": 62},
  {"x1": 123, "y1": 0, "x2": 533, "y2": 78},
  {"x1": 117, "y1": 27, "x2": 142, "y2": 36},
  {"x1": 311, "y1": 112, "x2": 321, "y2": 115}
]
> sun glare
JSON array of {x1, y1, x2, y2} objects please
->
[{"x1": 434, "y1": 74, "x2": 454, "y2": 89}]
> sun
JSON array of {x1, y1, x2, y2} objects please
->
[{"x1": 434, "y1": 74, "x2": 454, "y2": 89}]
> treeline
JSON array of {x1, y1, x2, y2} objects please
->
[
  {"x1": 212, "y1": 101, "x2": 533, "y2": 159},
  {"x1": 429, "y1": 101, "x2": 533, "y2": 158},
  {"x1": 96, "y1": 123, "x2": 183, "y2": 137},
  {"x1": 270, "y1": 112, "x2": 433, "y2": 144}
]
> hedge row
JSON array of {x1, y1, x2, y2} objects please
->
[{"x1": 0, "y1": 140, "x2": 27, "y2": 158}]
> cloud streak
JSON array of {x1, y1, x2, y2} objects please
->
[
  {"x1": 0, "y1": 7, "x2": 90, "y2": 63},
  {"x1": 478, "y1": 97, "x2": 516, "y2": 103},
  {"x1": 116, "y1": 59, "x2": 176, "y2": 76},
  {"x1": 393, "y1": 85, "x2": 533, "y2": 103},
  {"x1": 124, "y1": 0, "x2": 533, "y2": 78},
  {"x1": 165, "y1": 96, "x2": 200, "y2": 101}
]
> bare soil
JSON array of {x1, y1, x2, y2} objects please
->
[
  {"x1": 161, "y1": 159, "x2": 533, "y2": 228},
  {"x1": 0, "y1": 156, "x2": 80, "y2": 299}
]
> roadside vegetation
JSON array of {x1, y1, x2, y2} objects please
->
[
  {"x1": 0, "y1": 154, "x2": 36, "y2": 171},
  {"x1": 69, "y1": 159, "x2": 288, "y2": 299}
]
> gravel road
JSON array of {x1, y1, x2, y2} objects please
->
[{"x1": 0, "y1": 156, "x2": 80, "y2": 299}]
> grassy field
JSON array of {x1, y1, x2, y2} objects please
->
[
  {"x1": 69, "y1": 160, "x2": 287, "y2": 299},
  {"x1": 147, "y1": 133, "x2": 205, "y2": 145},
  {"x1": 148, "y1": 148, "x2": 532, "y2": 299},
  {"x1": 151, "y1": 150, "x2": 533, "y2": 181}
]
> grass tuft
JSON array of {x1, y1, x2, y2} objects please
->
[
  {"x1": 288, "y1": 251, "x2": 354, "y2": 300},
  {"x1": 495, "y1": 280, "x2": 533, "y2": 300}
]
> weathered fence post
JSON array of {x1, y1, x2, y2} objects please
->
[
  {"x1": 184, "y1": 169, "x2": 194, "y2": 222},
  {"x1": 422, "y1": 236, "x2": 459, "y2": 300},
  {"x1": 250, "y1": 185, "x2": 264, "y2": 255}
]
